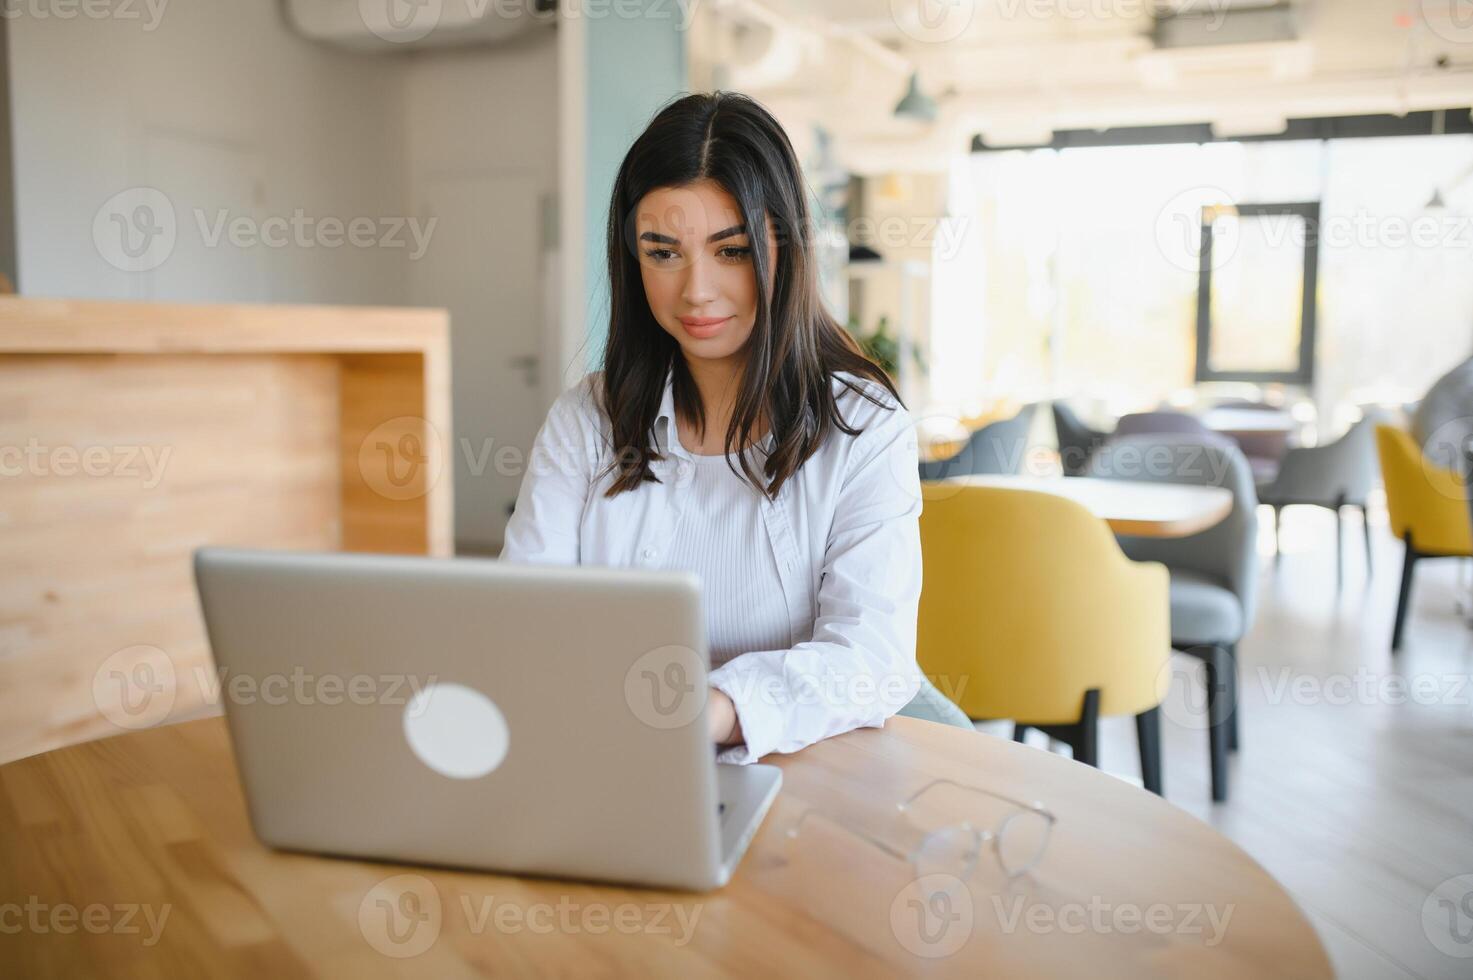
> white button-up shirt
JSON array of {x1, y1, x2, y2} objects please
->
[{"x1": 498, "y1": 366, "x2": 925, "y2": 763}]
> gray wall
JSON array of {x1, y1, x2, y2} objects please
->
[{"x1": 6, "y1": 3, "x2": 407, "y2": 303}]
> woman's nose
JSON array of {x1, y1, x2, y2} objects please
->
[{"x1": 681, "y1": 254, "x2": 719, "y2": 306}]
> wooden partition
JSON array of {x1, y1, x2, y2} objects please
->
[{"x1": 0, "y1": 298, "x2": 452, "y2": 763}]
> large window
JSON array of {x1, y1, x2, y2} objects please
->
[
  {"x1": 928, "y1": 135, "x2": 1473, "y2": 428},
  {"x1": 1197, "y1": 201, "x2": 1319, "y2": 385}
]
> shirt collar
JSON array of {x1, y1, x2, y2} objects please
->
[
  {"x1": 653, "y1": 365, "x2": 688, "y2": 461},
  {"x1": 652, "y1": 363, "x2": 776, "y2": 461}
]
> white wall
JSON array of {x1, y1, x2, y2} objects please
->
[
  {"x1": 403, "y1": 30, "x2": 560, "y2": 552},
  {"x1": 7, "y1": 3, "x2": 409, "y2": 304},
  {"x1": 5, "y1": 7, "x2": 560, "y2": 554}
]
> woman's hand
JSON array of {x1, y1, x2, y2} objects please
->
[{"x1": 706, "y1": 687, "x2": 743, "y2": 746}]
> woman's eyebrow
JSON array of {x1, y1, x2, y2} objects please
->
[{"x1": 638, "y1": 224, "x2": 748, "y2": 246}]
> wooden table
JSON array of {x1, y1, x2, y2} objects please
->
[
  {"x1": 942, "y1": 475, "x2": 1233, "y2": 539},
  {"x1": 0, "y1": 717, "x2": 1330, "y2": 978}
]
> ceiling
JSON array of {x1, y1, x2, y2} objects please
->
[{"x1": 688, "y1": 0, "x2": 1473, "y2": 171}]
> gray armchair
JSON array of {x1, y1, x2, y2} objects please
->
[
  {"x1": 1113, "y1": 411, "x2": 1213, "y2": 439},
  {"x1": 1052, "y1": 402, "x2": 1108, "y2": 477},
  {"x1": 919, "y1": 404, "x2": 1037, "y2": 480},
  {"x1": 1089, "y1": 434, "x2": 1259, "y2": 803},
  {"x1": 898, "y1": 676, "x2": 976, "y2": 731},
  {"x1": 1257, "y1": 417, "x2": 1377, "y2": 588}
]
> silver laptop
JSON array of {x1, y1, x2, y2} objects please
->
[{"x1": 193, "y1": 547, "x2": 782, "y2": 891}]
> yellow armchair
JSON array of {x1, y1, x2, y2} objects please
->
[
  {"x1": 917, "y1": 484, "x2": 1171, "y2": 791},
  {"x1": 1376, "y1": 425, "x2": 1473, "y2": 650}
]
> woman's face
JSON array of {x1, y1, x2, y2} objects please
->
[{"x1": 635, "y1": 179, "x2": 778, "y2": 368}]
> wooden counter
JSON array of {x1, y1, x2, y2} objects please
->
[{"x1": 0, "y1": 297, "x2": 452, "y2": 763}]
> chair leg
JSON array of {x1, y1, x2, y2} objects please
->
[
  {"x1": 1334, "y1": 497, "x2": 1346, "y2": 593},
  {"x1": 1204, "y1": 645, "x2": 1231, "y2": 803},
  {"x1": 1023, "y1": 689, "x2": 1101, "y2": 768},
  {"x1": 1075, "y1": 689, "x2": 1100, "y2": 767},
  {"x1": 1226, "y1": 643, "x2": 1239, "y2": 753},
  {"x1": 1272, "y1": 505, "x2": 1282, "y2": 559},
  {"x1": 1334, "y1": 508, "x2": 1343, "y2": 591},
  {"x1": 1392, "y1": 534, "x2": 1418, "y2": 653},
  {"x1": 1013, "y1": 723, "x2": 1029, "y2": 743},
  {"x1": 1362, "y1": 505, "x2": 1373, "y2": 574},
  {"x1": 1135, "y1": 707, "x2": 1163, "y2": 796}
]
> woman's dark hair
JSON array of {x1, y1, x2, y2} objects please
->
[{"x1": 599, "y1": 90, "x2": 902, "y2": 500}]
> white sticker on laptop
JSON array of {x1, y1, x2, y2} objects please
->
[{"x1": 403, "y1": 682, "x2": 509, "y2": 779}]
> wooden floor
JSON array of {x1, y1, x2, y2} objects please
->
[{"x1": 988, "y1": 504, "x2": 1473, "y2": 980}]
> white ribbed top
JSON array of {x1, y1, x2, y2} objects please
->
[{"x1": 664, "y1": 449, "x2": 791, "y2": 666}]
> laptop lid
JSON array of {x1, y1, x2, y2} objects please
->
[{"x1": 193, "y1": 547, "x2": 725, "y2": 890}]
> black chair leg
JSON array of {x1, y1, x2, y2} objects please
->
[
  {"x1": 1226, "y1": 643, "x2": 1239, "y2": 753},
  {"x1": 1022, "y1": 689, "x2": 1101, "y2": 768},
  {"x1": 1271, "y1": 505, "x2": 1282, "y2": 559},
  {"x1": 1392, "y1": 534, "x2": 1418, "y2": 652},
  {"x1": 1075, "y1": 689, "x2": 1100, "y2": 767},
  {"x1": 1135, "y1": 707, "x2": 1163, "y2": 796},
  {"x1": 1012, "y1": 723, "x2": 1029, "y2": 743},
  {"x1": 1204, "y1": 645, "x2": 1231, "y2": 803}
]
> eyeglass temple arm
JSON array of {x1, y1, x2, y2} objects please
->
[
  {"x1": 786, "y1": 808, "x2": 912, "y2": 863},
  {"x1": 900, "y1": 777, "x2": 1057, "y2": 822}
]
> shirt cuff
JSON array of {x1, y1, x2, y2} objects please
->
[{"x1": 709, "y1": 658, "x2": 784, "y2": 765}]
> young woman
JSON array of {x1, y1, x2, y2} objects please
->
[{"x1": 499, "y1": 91, "x2": 924, "y2": 763}]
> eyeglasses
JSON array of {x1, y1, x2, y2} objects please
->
[{"x1": 786, "y1": 778, "x2": 1057, "y2": 883}]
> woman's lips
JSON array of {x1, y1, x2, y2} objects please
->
[{"x1": 678, "y1": 315, "x2": 732, "y2": 338}]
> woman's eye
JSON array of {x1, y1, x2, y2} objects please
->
[
  {"x1": 718, "y1": 246, "x2": 752, "y2": 260},
  {"x1": 644, "y1": 248, "x2": 677, "y2": 262}
]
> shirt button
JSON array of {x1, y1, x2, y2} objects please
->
[{"x1": 642, "y1": 547, "x2": 656, "y2": 560}]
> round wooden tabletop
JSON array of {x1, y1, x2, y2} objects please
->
[
  {"x1": 943, "y1": 475, "x2": 1235, "y2": 539},
  {"x1": 0, "y1": 716, "x2": 1330, "y2": 978}
]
